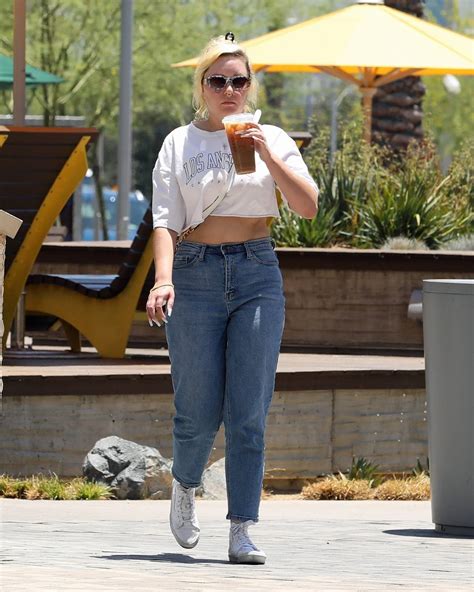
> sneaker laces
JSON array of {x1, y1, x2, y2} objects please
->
[
  {"x1": 176, "y1": 484, "x2": 198, "y2": 526},
  {"x1": 231, "y1": 520, "x2": 258, "y2": 552}
]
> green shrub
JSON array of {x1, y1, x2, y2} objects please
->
[
  {"x1": 273, "y1": 124, "x2": 371, "y2": 247},
  {"x1": 69, "y1": 478, "x2": 113, "y2": 500},
  {"x1": 31, "y1": 474, "x2": 68, "y2": 500},
  {"x1": 0, "y1": 474, "x2": 113, "y2": 500},
  {"x1": 275, "y1": 122, "x2": 474, "y2": 249},
  {"x1": 350, "y1": 141, "x2": 472, "y2": 249}
]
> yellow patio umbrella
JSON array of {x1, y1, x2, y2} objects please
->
[{"x1": 173, "y1": 0, "x2": 474, "y2": 142}]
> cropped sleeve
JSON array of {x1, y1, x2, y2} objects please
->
[
  {"x1": 152, "y1": 132, "x2": 186, "y2": 233},
  {"x1": 270, "y1": 129, "x2": 318, "y2": 205}
]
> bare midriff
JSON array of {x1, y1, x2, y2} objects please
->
[{"x1": 184, "y1": 215, "x2": 271, "y2": 245}]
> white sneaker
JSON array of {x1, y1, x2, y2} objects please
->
[
  {"x1": 228, "y1": 520, "x2": 267, "y2": 564},
  {"x1": 169, "y1": 478, "x2": 200, "y2": 549}
]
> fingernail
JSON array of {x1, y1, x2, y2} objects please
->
[
  {"x1": 148, "y1": 319, "x2": 153, "y2": 327},
  {"x1": 168, "y1": 309, "x2": 172, "y2": 317},
  {"x1": 154, "y1": 320, "x2": 161, "y2": 327},
  {"x1": 163, "y1": 318, "x2": 168, "y2": 324}
]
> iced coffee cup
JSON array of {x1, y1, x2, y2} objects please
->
[{"x1": 222, "y1": 113, "x2": 256, "y2": 175}]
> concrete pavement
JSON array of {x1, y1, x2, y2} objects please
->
[{"x1": 1, "y1": 499, "x2": 472, "y2": 591}]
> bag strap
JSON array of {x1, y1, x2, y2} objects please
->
[{"x1": 176, "y1": 165, "x2": 236, "y2": 249}]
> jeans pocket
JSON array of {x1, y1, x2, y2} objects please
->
[
  {"x1": 173, "y1": 251, "x2": 200, "y2": 269},
  {"x1": 249, "y1": 245, "x2": 279, "y2": 266}
]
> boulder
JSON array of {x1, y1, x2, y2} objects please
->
[
  {"x1": 196, "y1": 457, "x2": 227, "y2": 500},
  {"x1": 82, "y1": 435, "x2": 172, "y2": 500}
]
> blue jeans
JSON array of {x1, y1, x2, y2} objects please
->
[{"x1": 165, "y1": 236, "x2": 285, "y2": 522}]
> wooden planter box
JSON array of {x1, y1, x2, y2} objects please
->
[
  {"x1": 277, "y1": 247, "x2": 474, "y2": 351},
  {"x1": 34, "y1": 243, "x2": 474, "y2": 352}
]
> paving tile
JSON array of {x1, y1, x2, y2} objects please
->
[{"x1": 1, "y1": 500, "x2": 472, "y2": 591}]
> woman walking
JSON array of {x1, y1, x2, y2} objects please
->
[{"x1": 147, "y1": 33, "x2": 318, "y2": 564}]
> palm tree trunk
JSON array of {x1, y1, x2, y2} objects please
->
[{"x1": 371, "y1": 0, "x2": 426, "y2": 150}]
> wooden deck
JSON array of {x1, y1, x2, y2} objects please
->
[{"x1": 2, "y1": 346, "x2": 425, "y2": 396}]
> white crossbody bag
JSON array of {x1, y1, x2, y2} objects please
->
[{"x1": 175, "y1": 165, "x2": 236, "y2": 251}]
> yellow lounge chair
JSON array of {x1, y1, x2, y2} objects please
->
[
  {"x1": 25, "y1": 209, "x2": 154, "y2": 358},
  {"x1": 1, "y1": 126, "x2": 98, "y2": 346}
]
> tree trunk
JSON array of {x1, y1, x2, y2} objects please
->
[{"x1": 371, "y1": 0, "x2": 426, "y2": 151}]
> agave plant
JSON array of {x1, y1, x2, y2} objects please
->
[
  {"x1": 273, "y1": 123, "x2": 375, "y2": 247},
  {"x1": 346, "y1": 456, "x2": 382, "y2": 487},
  {"x1": 275, "y1": 122, "x2": 473, "y2": 249},
  {"x1": 352, "y1": 157, "x2": 472, "y2": 249},
  {"x1": 412, "y1": 457, "x2": 430, "y2": 477}
]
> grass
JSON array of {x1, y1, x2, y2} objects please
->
[
  {"x1": 0, "y1": 474, "x2": 113, "y2": 500},
  {"x1": 1, "y1": 461, "x2": 431, "y2": 501},
  {"x1": 301, "y1": 456, "x2": 430, "y2": 500},
  {"x1": 301, "y1": 473, "x2": 430, "y2": 501}
]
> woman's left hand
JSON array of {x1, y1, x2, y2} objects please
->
[{"x1": 238, "y1": 124, "x2": 272, "y2": 164}]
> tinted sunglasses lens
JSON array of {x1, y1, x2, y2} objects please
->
[
  {"x1": 232, "y1": 76, "x2": 249, "y2": 89},
  {"x1": 208, "y1": 76, "x2": 227, "y2": 90},
  {"x1": 207, "y1": 76, "x2": 249, "y2": 90}
]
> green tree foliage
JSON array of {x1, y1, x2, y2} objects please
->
[
  {"x1": 423, "y1": 77, "x2": 474, "y2": 172},
  {"x1": 0, "y1": 0, "x2": 471, "y2": 203},
  {"x1": 0, "y1": 0, "x2": 352, "y2": 194},
  {"x1": 423, "y1": 0, "x2": 474, "y2": 170}
]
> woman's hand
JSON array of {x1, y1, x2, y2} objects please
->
[
  {"x1": 146, "y1": 285, "x2": 175, "y2": 327},
  {"x1": 238, "y1": 123, "x2": 273, "y2": 164}
]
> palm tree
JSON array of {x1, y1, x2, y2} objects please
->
[{"x1": 371, "y1": 0, "x2": 426, "y2": 151}]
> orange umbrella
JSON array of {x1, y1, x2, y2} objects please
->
[{"x1": 173, "y1": 0, "x2": 474, "y2": 142}]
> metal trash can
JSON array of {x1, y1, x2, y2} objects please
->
[{"x1": 423, "y1": 279, "x2": 474, "y2": 536}]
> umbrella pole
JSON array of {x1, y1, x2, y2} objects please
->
[
  {"x1": 360, "y1": 87, "x2": 377, "y2": 143},
  {"x1": 11, "y1": 0, "x2": 27, "y2": 352}
]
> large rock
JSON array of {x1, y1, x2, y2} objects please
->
[
  {"x1": 82, "y1": 435, "x2": 172, "y2": 500},
  {"x1": 196, "y1": 457, "x2": 227, "y2": 500}
]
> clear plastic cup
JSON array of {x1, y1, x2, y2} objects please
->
[{"x1": 222, "y1": 113, "x2": 255, "y2": 174}]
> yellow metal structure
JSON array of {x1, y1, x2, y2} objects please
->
[
  {"x1": 3, "y1": 135, "x2": 91, "y2": 343},
  {"x1": 0, "y1": 134, "x2": 8, "y2": 148},
  {"x1": 173, "y1": 2, "x2": 474, "y2": 142},
  {"x1": 25, "y1": 236, "x2": 154, "y2": 358}
]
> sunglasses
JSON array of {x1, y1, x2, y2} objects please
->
[{"x1": 204, "y1": 75, "x2": 251, "y2": 92}]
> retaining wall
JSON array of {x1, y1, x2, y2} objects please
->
[{"x1": 0, "y1": 387, "x2": 427, "y2": 483}]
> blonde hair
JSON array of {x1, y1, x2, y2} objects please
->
[{"x1": 192, "y1": 35, "x2": 258, "y2": 120}]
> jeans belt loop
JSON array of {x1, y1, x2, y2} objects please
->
[
  {"x1": 198, "y1": 244, "x2": 207, "y2": 261},
  {"x1": 244, "y1": 241, "x2": 253, "y2": 259}
]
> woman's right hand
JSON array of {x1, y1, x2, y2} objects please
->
[{"x1": 146, "y1": 284, "x2": 175, "y2": 327}]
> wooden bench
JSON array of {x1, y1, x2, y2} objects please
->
[{"x1": 1, "y1": 126, "x2": 98, "y2": 344}]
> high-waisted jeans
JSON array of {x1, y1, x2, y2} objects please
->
[{"x1": 165, "y1": 236, "x2": 285, "y2": 522}]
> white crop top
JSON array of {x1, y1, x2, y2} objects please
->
[{"x1": 152, "y1": 121, "x2": 317, "y2": 234}]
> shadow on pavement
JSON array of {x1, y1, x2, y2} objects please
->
[
  {"x1": 384, "y1": 529, "x2": 472, "y2": 540},
  {"x1": 98, "y1": 552, "x2": 229, "y2": 565}
]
